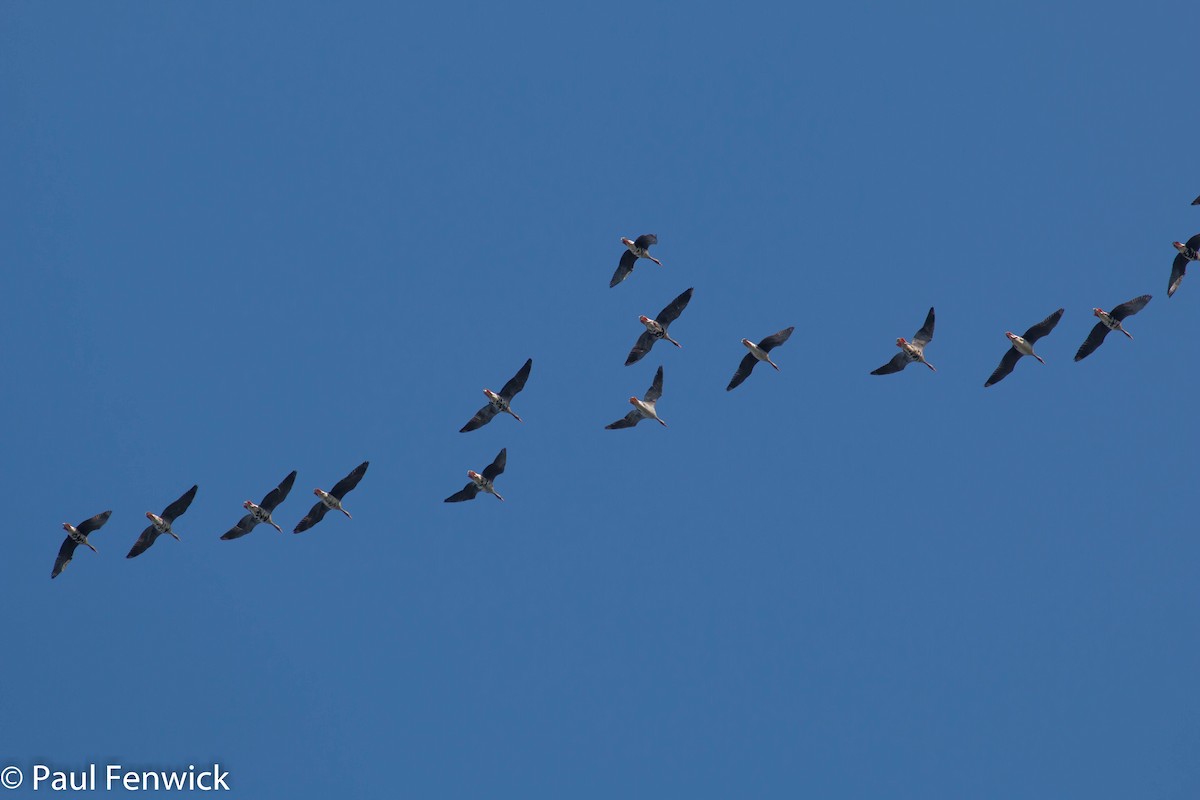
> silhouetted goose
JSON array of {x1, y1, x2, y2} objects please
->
[
  {"x1": 984, "y1": 309, "x2": 1064, "y2": 387},
  {"x1": 610, "y1": 234, "x2": 661, "y2": 288},
  {"x1": 127, "y1": 485, "x2": 198, "y2": 558},
  {"x1": 727, "y1": 327, "x2": 794, "y2": 390},
  {"x1": 294, "y1": 462, "x2": 369, "y2": 533},
  {"x1": 626, "y1": 287, "x2": 693, "y2": 365},
  {"x1": 461, "y1": 359, "x2": 533, "y2": 432},
  {"x1": 1074, "y1": 295, "x2": 1152, "y2": 361},
  {"x1": 221, "y1": 470, "x2": 297, "y2": 539},
  {"x1": 606, "y1": 365, "x2": 666, "y2": 428},
  {"x1": 1169, "y1": 234, "x2": 1200, "y2": 297},
  {"x1": 445, "y1": 448, "x2": 507, "y2": 502},
  {"x1": 52, "y1": 510, "x2": 111, "y2": 579},
  {"x1": 871, "y1": 308, "x2": 936, "y2": 375}
]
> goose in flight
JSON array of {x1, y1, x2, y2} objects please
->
[
  {"x1": 727, "y1": 327, "x2": 794, "y2": 390},
  {"x1": 52, "y1": 510, "x2": 112, "y2": 579},
  {"x1": 127, "y1": 485, "x2": 198, "y2": 558},
  {"x1": 607, "y1": 365, "x2": 667, "y2": 428},
  {"x1": 626, "y1": 288, "x2": 693, "y2": 365},
  {"x1": 1168, "y1": 234, "x2": 1200, "y2": 297},
  {"x1": 221, "y1": 470, "x2": 297, "y2": 539},
  {"x1": 871, "y1": 308, "x2": 936, "y2": 375},
  {"x1": 610, "y1": 234, "x2": 662, "y2": 288},
  {"x1": 984, "y1": 309, "x2": 1064, "y2": 387},
  {"x1": 294, "y1": 462, "x2": 369, "y2": 533},
  {"x1": 445, "y1": 448, "x2": 507, "y2": 502},
  {"x1": 1074, "y1": 295, "x2": 1151, "y2": 362},
  {"x1": 461, "y1": 359, "x2": 532, "y2": 432}
]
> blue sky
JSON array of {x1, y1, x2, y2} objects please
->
[{"x1": 2, "y1": 2, "x2": 1198, "y2": 797}]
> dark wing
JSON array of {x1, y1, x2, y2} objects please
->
[
  {"x1": 460, "y1": 403, "x2": 500, "y2": 432},
  {"x1": 76, "y1": 509, "x2": 112, "y2": 536},
  {"x1": 260, "y1": 470, "x2": 297, "y2": 512},
  {"x1": 482, "y1": 448, "x2": 507, "y2": 482},
  {"x1": 912, "y1": 308, "x2": 935, "y2": 347},
  {"x1": 1192, "y1": 195, "x2": 1200, "y2": 205},
  {"x1": 1169, "y1": 254, "x2": 1187, "y2": 298},
  {"x1": 221, "y1": 514, "x2": 259, "y2": 540},
  {"x1": 1074, "y1": 322, "x2": 1112, "y2": 362},
  {"x1": 610, "y1": 250, "x2": 637, "y2": 288},
  {"x1": 657, "y1": 287, "x2": 693, "y2": 327},
  {"x1": 605, "y1": 410, "x2": 643, "y2": 429},
  {"x1": 51, "y1": 536, "x2": 80, "y2": 578},
  {"x1": 870, "y1": 352, "x2": 910, "y2": 375},
  {"x1": 727, "y1": 353, "x2": 759, "y2": 390},
  {"x1": 1022, "y1": 308, "x2": 1064, "y2": 343},
  {"x1": 293, "y1": 501, "x2": 330, "y2": 533},
  {"x1": 633, "y1": 233, "x2": 658, "y2": 249},
  {"x1": 1110, "y1": 294, "x2": 1151, "y2": 321},
  {"x1": 984, "y1": 348, "x2": 1023, "y2": 387},
  {"x1": 499, "y1": 359, "x2": 532, "y2": 400},
  {"x1": 444, "y1": 483, "x2": 480, "y2": 503},
  {"x1": 1188, "y1": 234, "x2": 1200, "y2": 249},
  {"x1": 644, "y1": 365, "x2": 664, "y2": 403},
  {"x1": 161, "y1": 485, "x2": 198, "y2": 523},
  {"x1": 757, "y1": 326, "x2": 795, "y2": 353},
  {"x1": 330, "y1": 462, "x2": 368, "y2": 499},
  {"x1": 126, "y1": 525, "x2": 161, "y2": 559},
  {"x1": 625, "y1": 330, "x2": 657, "y2": 365}
]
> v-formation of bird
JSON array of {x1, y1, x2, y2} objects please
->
[
  {"x1": 452, "y1": 219, "x2": 1195, "y2": 503},
  {"x1": 49, "y1": 204, "x2": 1200, "y2": 577}
]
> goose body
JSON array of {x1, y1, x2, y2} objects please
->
[
  {"x1": 610, "y1": 234, "x2": 662, "y2": 287},
  {"x1": 626, "y1": 288, "x2": 693, "y2": 365},
  {"x1": 128, "y1": 485, "x2": 198, "y2": 558},
  {"x1": 52, "y1": 510, "x2": 112, "y2": 578},
  {"x1": 984, "y1": 309, "x2": 1063, "y2": 387},
  {"x1": 1074, "y1": 295, "x2": 1151, "y2": 361},
  {"x1": 445, "y1": 449, "x2": 507, "y2": 502},
  {"x1": 221, "y1": 471, "x2": 297, "y2": 539},
  {"x1": 295, "y1": 462, "x2": 369, "y2": 533},
  {"x1": 871, "y1": 308, "x2": 936, "y2": 375},
  {"x1": 461, "y1": 359, "x2": 532, "y2": 432},
  {"x1": 1169, "y1": 234, "x2": 1200, "y2": 297},
  {"x1": 727, "y1": 327, "x2": 794, "y2": 390},
  {"x1": 607, "y1": 365, "x2": 667, "y2": 428}
]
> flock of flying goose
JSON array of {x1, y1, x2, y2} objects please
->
[
  {"x1": 49, "y1": 202, "x2": 1200, "y2": 579},
  {"x1": 51, "y1": 464, "x2": 370, "y2": 578}
]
